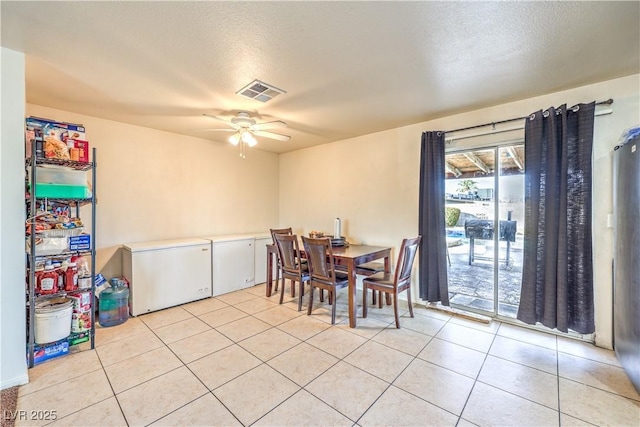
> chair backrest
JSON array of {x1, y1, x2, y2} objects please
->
[
  {"x1": 274, "y1": 233, "x2": 302, "y2": 275},
  {"x1": 270, "y1": 227, "x2": 293, "y2": 244},
  {"x1": 301, "y1": 236, "x2": 337, "y2": 285},
  {"x1": 394, "y1": 236, "x2": 422, "y2": 287}
]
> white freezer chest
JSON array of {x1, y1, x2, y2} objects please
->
[
  {"x1": 122, "y1": 238, "x2": 212, "y2": 316},
  {"x1": 203, "y1": 235, "x2": 256, "y2": 296}
]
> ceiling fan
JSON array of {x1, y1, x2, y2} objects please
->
[{"x1": 201, "y1": 111, "x2": 291, "y2": 147}]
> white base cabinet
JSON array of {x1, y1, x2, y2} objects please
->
[{"x1": 123, "y1": 238, "x2": 212, "y2": 316}]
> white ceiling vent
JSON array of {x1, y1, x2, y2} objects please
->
[{"x1": 236, "y1": 79, "x2": 286, "y2": 102}]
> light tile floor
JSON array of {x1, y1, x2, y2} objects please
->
[{"x1": 16, "y1": 283, "x2": 640, "y2": 426}]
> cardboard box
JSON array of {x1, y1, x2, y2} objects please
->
[
  {"x1": 67, "y1": 139, "x2": 90, "y2": 162},
  {"x1": 69, "y1": 291, "x2": 92, "y2": 311},
  {"x1": 69, "y1": 235, "x2": 91, "y2": 251},
  {"x1": 25, "y1": 117, "x2": 86, "y2": 160},
  {"x1": 32, "y1": 341, "x2": 69, "y2": 365}
]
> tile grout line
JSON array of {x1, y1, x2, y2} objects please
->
[
  {"x1": 93, "y1": 341, "x2": 130, "y2": 426},
  {"x1": 150, "y1": 318, "x2": 245, "y2": 427},
  {"x1": 351, "y1": 305, "x2": 463, "y2": 425},
  {"x1": 456, "y1": 320, "x2": 503, "y2": 425},
  {"x1": 251, "y1": 299, "x2": 417, "y2": 425},
  {"x1": 23, "y1": 285, "x2": 632, "y2": 427},
  {"x1": 103, "y1": 315, "x2": 216, "y2": 425}
]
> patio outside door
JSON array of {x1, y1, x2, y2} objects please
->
[{"x1": 444, "y1": 144, "x2": 524, "y2": 318}]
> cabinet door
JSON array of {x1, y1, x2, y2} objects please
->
[
  {"x1": 125, "y1": 243, "x2": 212, "y2": 316},
  {"x1": 211, "y1": 238, "x2": 255, "y2": 296}
]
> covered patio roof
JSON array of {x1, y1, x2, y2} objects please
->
[{"x1": 445, "y1": 146, "x2": 525, "y2": 179}]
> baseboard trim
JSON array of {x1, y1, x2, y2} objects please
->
[
  {"x1": 418, "y1": 301, "x2": 492, "y2": 323},
  {"x1": 1, "y1": 373, "x2": 29, "y2": 390}
]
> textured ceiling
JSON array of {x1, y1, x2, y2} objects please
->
[{"x1": 2, "y1": 1, "x2": 639, "y2": 153}]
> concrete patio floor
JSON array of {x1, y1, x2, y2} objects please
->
[{"x1": 446, "y1": 237, "x2": 524, "y2": 318}]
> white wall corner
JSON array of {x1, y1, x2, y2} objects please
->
[{"x1": 1, "y1": 47, "x2": 29, "y2": 389}]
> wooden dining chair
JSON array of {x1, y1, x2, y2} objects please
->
[
  {"x1": 301, "y1": 236, "x2": 349, "y2": 325},
  {"x1": 362, "y1": 236, "x2": 422, "y2": 328},
  {"x1": 270, "y1": 227, "x2": 292, "y2": 294},
  {"x1": 273, "y1": 233, "x2": 310, "y2": 310}
]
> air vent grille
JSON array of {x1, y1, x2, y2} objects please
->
[{"x1": 236, "y1": 80, "x2": 286, "y2": 102}]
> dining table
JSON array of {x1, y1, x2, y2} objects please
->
[{"x1": 265, "y1": 241, "x2": 392, "y2": 328}]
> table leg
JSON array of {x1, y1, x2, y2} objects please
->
[
  {"x1": 348, "y1": 260, "x2": 357, "y2": 328},
  {"x1": 266, "y1": 247, "x2": 273, "y2": 297}
]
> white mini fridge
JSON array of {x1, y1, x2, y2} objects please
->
[{"x1": 123, "y1": 238, "x2": 213, "y2": 316}]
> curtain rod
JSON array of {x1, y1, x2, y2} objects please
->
[{"x1": 443, "y1": 98, "x2": 613, "y2": 134}]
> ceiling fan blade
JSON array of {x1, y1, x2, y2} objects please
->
[
  {"x1": 251, "y1": 120, "x2": 287, "y2": 131},
  {"x1": 203, "y1": 113, "x2": 235, "y2": 125},
  {"x1": 253, "y1": 130, "x2": 291, "y2": 141},
  {"x1": 190, "y1": 128, "x2": 236, "y2": 132}
]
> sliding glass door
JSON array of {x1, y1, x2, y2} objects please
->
[{"x1": 444, "y1": 144, "x2": 524, "y2": 318}]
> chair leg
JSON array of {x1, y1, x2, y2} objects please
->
[
  {"x1": 320, "y1": 289, "x2": 324, "y2": 302},
  {"x1": 279, "y1": 278, "x2": 286, "y2": 305},
  {"x1": 297, "y1": 280, "x2": 304, "y2": 312},
  {"x1": 393, "y1": 292, "x2": 400, "y2": 328},
  {"x1": 331, "y1": 290, "x2": 337, "y2": 324},
  {"x1": 372, "y1": 289, "x2": 376, "y2": 305},
  {"x1": 307, "y1": 285, "x2": 315, "y2": 315},
  {"x1": 291, "y1": 278, "x2": 295, "y2": 297},
  {"x1": 378, "y1": 291, "x2": 383, "y2": 308},
  {"x1": 362, "y1": 285, "x2": 368, "y2": 319},
  {"x1": 274, "y1": 265, "x2": 280, "y2": 292},
  {"x1": 406, "y1": 286, "x2": 414, "y2": 318}
]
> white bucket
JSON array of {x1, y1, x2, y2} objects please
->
[{"x1": 35, "y1": 297, "x2": 73, "y2": 344}]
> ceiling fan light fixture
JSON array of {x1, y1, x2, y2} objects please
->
[
  {"x1": 242, "y1": 130, "x2": 258, "y2": 147},
  {"x1": 228, "y1": 132, "x2": 241, "y2": 146}
]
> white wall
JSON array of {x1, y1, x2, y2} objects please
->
[
  {"x1": 280, "y1": 74, "x2": 640, "y2": 349},
  {"x1": 0, "y1": 97, "x2": 278, "y2": 387},
  {"x1": 1, "y1": 48, "x2": 29, "y2": 389},
  {"x1": 26, "y1": 105, "x2": 280, "y2": 278}
]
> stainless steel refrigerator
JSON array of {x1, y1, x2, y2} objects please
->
[{"x1": 613, "y1": 132, "x2": 640, "y2": 392}]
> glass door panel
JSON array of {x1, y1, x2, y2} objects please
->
[
  {"x1": 445, "y1": 144, "x2": 524, "y2": 318},
  {"x1": 497, "y1": 145, "x2": 525, "y2": 318},
  {"x1": 445, "y1": 148, "x2": 496, "y2": 315}
]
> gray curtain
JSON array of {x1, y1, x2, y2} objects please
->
[
  {"x1": 517, "y1": 102, "x2": 595, "y2": 334},
  {"x1": 418, "y1": 131, "x2": 449, "y2": 305}
]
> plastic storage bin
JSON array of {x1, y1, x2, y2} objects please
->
[
  {"x1": 99, "y1": 286, "x2": 130, "y2": 327},
  {"x1": 35, "y1": 165, "x2": 87, "y2": 185},
  {"x1": 33, "y1": 183, "x2": 91, "y2": 199}
]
